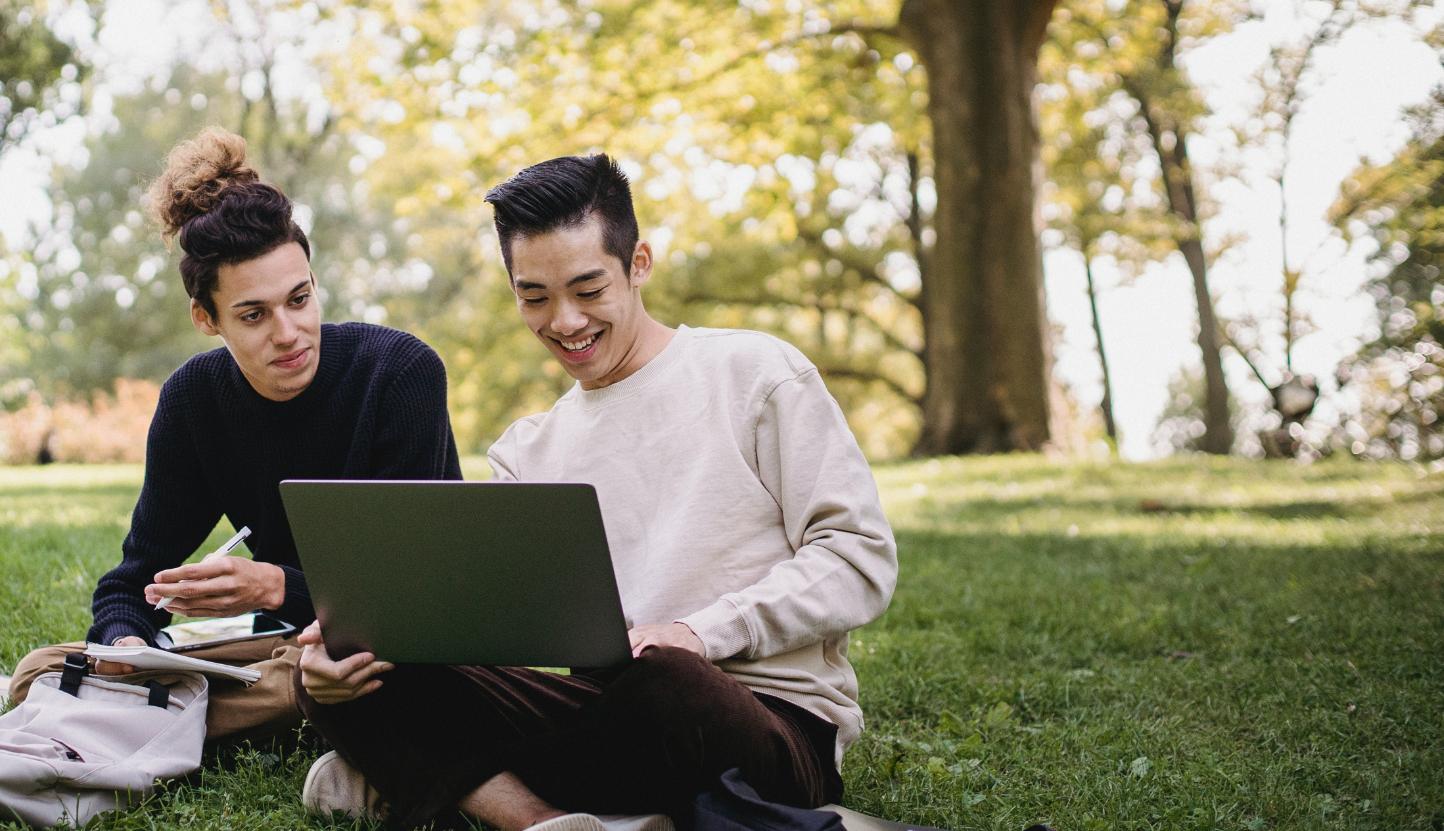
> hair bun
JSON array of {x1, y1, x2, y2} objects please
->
[{"x1": 147, "y1": 127, "x2": 261, "y2": 241}]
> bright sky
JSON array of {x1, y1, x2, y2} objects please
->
[
  {"x1": 1043, "y1": 6, "x2": 1442, "y2": 458},
  {"x1": 4, "y1": 1, "x2": 1440, "y2": 459}
]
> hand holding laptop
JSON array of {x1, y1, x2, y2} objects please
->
[{"x1": 297, "y1": 620, "x2": 395, "y2": 705}]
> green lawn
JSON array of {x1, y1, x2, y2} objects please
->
[{"x1": 1, "y1": 457, "x2": 1441, "y2": 830}]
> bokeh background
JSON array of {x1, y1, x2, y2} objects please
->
[{"x1": 1, "y1": 0, "x2": 1441, "y2": 465}]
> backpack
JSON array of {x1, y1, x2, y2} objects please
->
[{"x1": 0, "y1": 654, "x2": 208, "y2": 827}]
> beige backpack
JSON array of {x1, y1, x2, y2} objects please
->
[{"x1": 0, "y1": 655, "x2": 208, "y2": 827}]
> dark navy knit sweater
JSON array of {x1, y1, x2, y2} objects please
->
[{"x1": 88, "y1": 322, "x2": 463, "y2": 647}]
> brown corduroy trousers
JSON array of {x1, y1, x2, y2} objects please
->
[{"x1": 295, "y1": 646, "x2": 843, "y2": 829}]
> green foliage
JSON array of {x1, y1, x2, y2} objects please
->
[
  {"x1": 8, "y1": 55, "x2": 442, "y2": 401},
  {"x1": 306, "y1": 0, "x2": 929, "y2": 456},
  {"x1": 3, "y1": 456, "x2": 1443, "y2": 828},
  {"x1": 1333, "y1": 86, "x2": 1444, "y2": 460},
  {"x1": 0, "y1": 0, "x2": 85, "y2": 156}
]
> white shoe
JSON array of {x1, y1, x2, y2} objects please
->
[
  {"x1": 302, "y1": 750, "x2": 386, "y2": 819},
  {"x1": 530, "y1": 814, "x2": 674, "y2": 831},
  {"x1": 527, "y1": 815, "x2": 608, "y2": 831},
  {"x1": 596, "y1": 814, "x2": 675, "y2": 831}
]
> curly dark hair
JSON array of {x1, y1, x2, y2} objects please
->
[{"x1": 147, "y1": 127, "x2": 310, "y2": 316}]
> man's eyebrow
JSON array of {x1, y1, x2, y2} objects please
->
[
  {"x1": 230, "y1": 279, "x2": 311, "y2": 309},
  {"x1": 514, "y1": 270, "x2": 609, "y2": 292},
  {"x1": 567, "y1": 270, "x2": 608, "y2": 286}
]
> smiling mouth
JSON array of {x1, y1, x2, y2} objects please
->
[{"x1": 555, "y1": 331, "x2": 602, "y2": 362}]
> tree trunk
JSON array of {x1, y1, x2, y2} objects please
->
[
  {"x1": 901, "y1": 0, "x2": 1057, "y2": 455},
  {"x1": 1121, "y1": 0, "x2": 1232, "y2": 454},
  {"x1": 1083, "y1": 250, "x2": 1118, "y2": 444}
]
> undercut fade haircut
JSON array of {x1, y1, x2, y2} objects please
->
[{"x1": 484, "y1": 154, "x2": 639, "y2": 278}]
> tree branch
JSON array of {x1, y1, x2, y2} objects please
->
[
  {"x1": 682, "y1": 288, "x2": 922, "y2": 359},
  {"x1": 1218, "y1": 324, "x2": 1275, "y2": 392},
  {"x1": 815, "y1": 365, "x2": 920, "y2": 405},
  {"x1": 792, "y1": 225, "x2": 920, "y2": 311},
  {"x1": 570, "y1": 18, "x2": 899, "y2": 132}
]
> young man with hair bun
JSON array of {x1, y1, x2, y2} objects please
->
[
  {"x1": 8, "y1": 127, "x2": 462, "y2": 744},
  {"x1": 297, "y1": 155, "x2": 897, "y2": 831}
]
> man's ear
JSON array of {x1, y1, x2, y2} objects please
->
[
  {"x1": 629, "y1": 240, "x2": 653, "y2": 288},
  {"x1": 191, "y1": 299, "x2": 220, "y2": 337}
]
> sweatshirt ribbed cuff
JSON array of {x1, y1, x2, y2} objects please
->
[{"x1": 678, "y1": 598, "x2": 751, "y2": 661}]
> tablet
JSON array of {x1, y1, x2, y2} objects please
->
[
  {"x1": 278, "y1": 480, "x2": 632, "y2": 668},
  {"x1": 158, "y1": 612, "x2": 297, "y2": 652}
]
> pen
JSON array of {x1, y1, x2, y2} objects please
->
[{"x1": 154, "y1": 526, "x2": 251, "y2": 610}]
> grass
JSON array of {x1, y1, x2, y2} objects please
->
[{"x1": 1, "y1": 456, "x2": 1441, "y2": 830}]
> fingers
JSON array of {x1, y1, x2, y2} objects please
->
[
  {"x1": 299, "y1": 641, "x2": 392, "y2": 704},
  {"x1": 626, "y1": 623, "x2": 705, "y2": 658},
  {"x1": 300, "y1": 642, "x2": 382, "y2": 682},
  {"x1": 154, "y1": 558, "x2": 234, "y2": 585},
  {"x1": 339, "y1": 657, "x2": 396, "y2": 689},
  {"x1": 310, "y1": 678, "x2": 383, "y2": 705},
  {"x1": 297, "y1": 620, "x2": 323, "y2": 646}
]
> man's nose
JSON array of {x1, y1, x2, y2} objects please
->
[
  {"x1": 551, "y1": 301, "x2": 587, "y2": 335},
  {"x1": 273, "y1": 309, "x2": 299, "y2": 343}
]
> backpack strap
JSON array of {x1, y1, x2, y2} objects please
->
[
  {"x1": 60, "y1": 652, "x2": 89, "y2": 697},
  {"x1": 144, "y1": 680, "x2": 170, "y2": 708}
]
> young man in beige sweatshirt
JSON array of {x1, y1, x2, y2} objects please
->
[{"x1": 294, "y1": 155, "x2": 898, "y2": 831}]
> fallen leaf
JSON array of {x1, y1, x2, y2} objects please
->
[{"x1": 1129, "y1": 756, "x2": 1151, "y2": 778}]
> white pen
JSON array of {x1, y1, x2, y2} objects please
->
[{"x1": 154, "y1": 526, "x2": 251, "y2": 611}]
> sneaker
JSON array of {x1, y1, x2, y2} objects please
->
[
  {"x1": 527, "y1": 816, "x2": 608, "y2": 831},
  {"x1": 302, "y1": 750, "x2": 386, "y2": 819},
  {"x1": 531, "y1": 814, "x2": 674, "y2": 831},
  {"x1": 596, "y1": 814, "x2": 675, "y2": 831}
]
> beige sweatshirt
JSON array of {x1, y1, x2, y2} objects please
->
[{"x1": 486, "y1": 326, "x2": 898, "y2": 763}]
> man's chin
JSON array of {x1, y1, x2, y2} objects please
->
[{"x1": 269, "y1": 367, "x2": 318, "y2": 400}]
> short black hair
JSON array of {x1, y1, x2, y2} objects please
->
[{"x1": 484, "y1": 154, "x2": 639, "y2": 277}]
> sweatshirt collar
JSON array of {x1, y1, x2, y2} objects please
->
[{"x1": 573, "y1": 324, "x2": 691, "y2": 410}]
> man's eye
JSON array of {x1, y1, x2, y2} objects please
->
[
  {"x1": 521, "y1": 297, "x2": 546, "y2": 305},
  {"x1": 289, "y1": 293, "x2": 310, "y2": 306},
  {"x1": 242, "y1": 311, "x2": 263, "y2": 323},
  {"x1": 578, "y1": 289, "x2": 603, "y2": 300}
]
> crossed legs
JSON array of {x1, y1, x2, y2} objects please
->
[{"x1": 295, "y1": 647, "x2": 839, "y2": 829}]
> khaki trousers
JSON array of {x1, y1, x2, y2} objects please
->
[{"x1": 8, "y1": 635, "x2": 304, "y2": 745}]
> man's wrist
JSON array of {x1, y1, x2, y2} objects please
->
[{"x1": 267, "y1": 563, "x2": 288, "y2": 610}]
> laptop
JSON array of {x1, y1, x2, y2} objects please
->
[{"x1": 278, "y1": 480, "x2": 632, "y2": 668}]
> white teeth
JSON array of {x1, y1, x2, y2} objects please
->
[{"x1": 560, "y1": 334, "x2": 597, "y2": 352}]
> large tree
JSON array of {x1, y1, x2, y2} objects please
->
[
  {"x1": 313, "y1": 0, "x2": 1060, "y2": 456},
  {"x1": 897, "y1": 0, "x2": 1057, "y2": 454}
]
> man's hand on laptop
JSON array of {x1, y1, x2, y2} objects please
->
[
  {"x1": 297, "y1": 620, "x2": 395, "y2": 704},
  {"x1": 145, "y1": 557, "x2": 286, "y2": 618},
  {"x1": 628, "y1": 622, "x2": 705, "y2": 659}
]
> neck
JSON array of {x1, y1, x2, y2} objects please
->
[{"x1": 583, "y1": 316, "x2": 674, "y2": 390}]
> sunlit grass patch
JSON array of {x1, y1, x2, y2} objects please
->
[{"x1": 0, "y1": 456, "x2": 1440, "y2": 830}]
